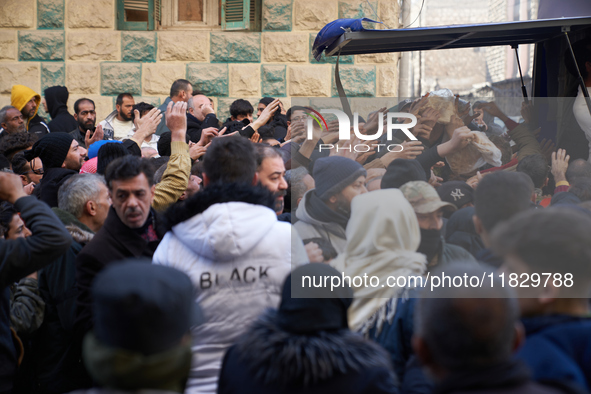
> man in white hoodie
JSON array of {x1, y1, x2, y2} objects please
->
[{"x1": 152, "y1": 136, "x2": 308, "y2": 394}]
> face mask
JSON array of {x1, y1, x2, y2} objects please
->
[{"x1": 418, "y1": 228, "x2": 443, "y2": 264}]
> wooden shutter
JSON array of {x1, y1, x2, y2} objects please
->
[
  {"x1": 221, "y1": 0, "x2": 261, "y2": 31},
  {"x1": 117, "y1": 0, "x2": 155, "y2": 30},
  {"x1": 221, "y1": 0, "x2": 249, "y2": 30}
]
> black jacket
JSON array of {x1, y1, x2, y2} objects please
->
[
  {"x1": 28, "y1": 114, "x2": 50, "y2": 138},
  {"x1": 433, "y1": 359, "x2": 581, "y2": 394},
  {"x1": 34, "y1": 209, "x2": 95, "y2": 394},
  {"x1": 218, "y1": 310, "x2": 399, "y2": 394},
  {"x1": 74, "y1": 207, "x2": 161, "y2": 338},
  {"x1": 37, "y1": 167, "x2": 78, "y2": 208},
  {"x1": 0, "y1": 197, "x2": 71, "y2": 394},
  {"x1": 45, "y1": 86, "x2": 78, "y2": 134}
]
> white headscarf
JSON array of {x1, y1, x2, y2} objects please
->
[{"x1": 331, "y1": 189, "x2": 427, "y2": 333}]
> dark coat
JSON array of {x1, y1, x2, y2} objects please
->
[
  {"x1": 519, "y1": 315, "x2": 591, "y2": 392},
  {"x1": 186, "y1": 113, "x2": 219, "y2": 143},
  {"x1": 45, "y1": 86, "x2": 78, "y2": 134},
  {"x1": 74, "y1": 207, "x2": 161, "y2": 338},
  {"x1": 27, "y1": 114, "x2": 50, "y2": 137},
  {"x1": 438, "y1": 240, "x2": 477, "y2": 266},
  {"x1": 0, "y1": 197, "x2": 71, "y2": 394},
  {"x1": 475, "y1": 248, "x2": 504, "y2": 268},
  {"x1": 218, "y1": 310, "x2": 399, "y2": 394},
  {"x1": 367, "y1": 293, "x2": 434, "y2": 394},
  {"x1": 37, "y1": 167, "x2": 78, "y2": 208},
  {"x1": 34, "y1": 209, "x2": 95, "y2": 394},
  {"x1": 445, "y1": 206, "x2": 485, "y2": 258},
  {"x1": 433, "y1": 360, "x2": 575, "y2": 394}
]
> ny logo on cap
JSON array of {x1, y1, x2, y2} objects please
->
[{"x1": 450, "y1": 188, "x2": 465, "y2": 201}]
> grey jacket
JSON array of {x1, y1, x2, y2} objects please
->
[{"x1": 294, "y1": 190, "x2": 347, "y2": 254}]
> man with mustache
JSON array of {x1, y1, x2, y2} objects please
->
[
  {"x1": 0, "y1": 106, "x2": 27, "y2": 139},
  {"x1": 69, "y1": 98, "x2": 110, "y2": 149},
  {"x1": 73, "y1": 101, "x2": 190, "y2": 340},
  {"x1": 255, "y1": 145, "x2": 288, "y2": 215}
]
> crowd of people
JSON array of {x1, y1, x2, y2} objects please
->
[{"x1": 0, "y1": 76, "x2": 590, "y2": 394}]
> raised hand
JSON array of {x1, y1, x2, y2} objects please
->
[
  {"x1": 85, "y1": 124, "x2": 104, "y2": 149},
  {"x1": 551, "y1": 148, "x2": 570, "y2": 183},
  {"x1": 134, "y1": 107, "x2": 162, "y2": 144}
]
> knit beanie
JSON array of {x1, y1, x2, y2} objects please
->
[
  {"x1": 381, "y1": 159, "x2": 426, "y2": 189},
  {"x1": 313, "y1": 156, "x2": 367, "y2": 201},
  {"x1": 277, "y1": 263, "x2": 353, "y2": 334},
  {"x1": 24, "y1": 133, "x2": 74, "y2": 169},
  {"x1": 88, "y1": 139, "x2": 121, "y2": 159},
  {"x1": 97, "y1": 142, "x2": 128, "y2": 175}
]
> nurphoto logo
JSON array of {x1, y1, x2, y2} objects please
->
[{"x1": 304, "y1": 108, "x2": 418, "y2": 153}]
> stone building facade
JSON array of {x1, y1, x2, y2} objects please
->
[
  {"x1": 0, "y1": 0, "x2": 401, "y2": 121},
  {"x1": 410, "y1": 0, "x2": 537, "y2": 97}
]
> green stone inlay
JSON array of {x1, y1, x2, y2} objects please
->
[
  {"x1": 331, "y1": 65, "x2": 376, "y2": 97},
  {"x1": 338, "y1": 0, "x2": 377, "y2": 19},
  {"x1": 37, "y1": 0, "x2": 64, "y2": 29},
  {"x1": 101, "y1": 63, "x2": 141, "y2": 95},
  {"x1": 210, "y1": 33, "x2": 261, "y2": 63},
  {"x1": 19, "y1": 31, "x2": 64, "y2": 61},
  {"x1": 262, "y1": 0, "x2": 292, "y2": 31},
  {"x1": 309, "y1": 33, "x2": 353, "y2": 64},
  {"x1": 187, "y1": 63, "x2": 228, "y2": 96},
  {"x1": 41, "y1": 62, "x2": 65, "y2": 92},
  {"x1": 122, "y1": 32, "x2": 157, "y2": 62},
  {"x1": 261, "y1": 65, "x2": 286, "y2": 97}
]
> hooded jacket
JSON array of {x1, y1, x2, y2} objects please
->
[
  {"x1": 45, "y1": 86, "x2": 78, "y2": 133},
  {"x1": 152, "y1": 183, "x2": 309, "y2": 394},
  {"x1": 294, "y1": 190, "x2": 348, "y2": 254},
  {"x1": 218, "y1": 310, "x2": 399, "y2": 394},
  {"x1": 330, "y1": 189, "x2": 427, "y2": 334},
  {"x1": 11, "y1": 85, "x2": 50, "y2": 137}
]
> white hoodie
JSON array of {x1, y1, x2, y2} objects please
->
[{"x1": 153, "y1": 201, "x2": 308, "y2": 394}]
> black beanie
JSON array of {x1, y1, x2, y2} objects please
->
[
  {"x1": 313, "y1": 156, "x2": 367, "y2": 201},
  {"x1": 276, "y1": 263, "x2": 353, "y2": 334},
  {"x1": 24, "y1": 133, "x2": 74, "y2": 169},
  {"x1": 381, "y1": 159, "x2": 426, "y2": 189},
  {"x1": 97, "y1": 142, "x2": 128, "y2": 175}
]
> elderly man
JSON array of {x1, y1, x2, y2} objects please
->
[
  {"x1": 0, "y1": 106, "x2": 26, "y2": 140},
  {"x1": 35, "y1": 174, "x2": 111, "y2": 393},
  {"x1": 186, "y1": 94, "x2": 220, "y2": 143}
]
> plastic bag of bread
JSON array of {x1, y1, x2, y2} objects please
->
[
  {"x1": 423, "y1": 89, "x2": 457, "y2": 124},
  {"x1": 445, "y1": 130, "x2": 503, "y2": 175}
]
